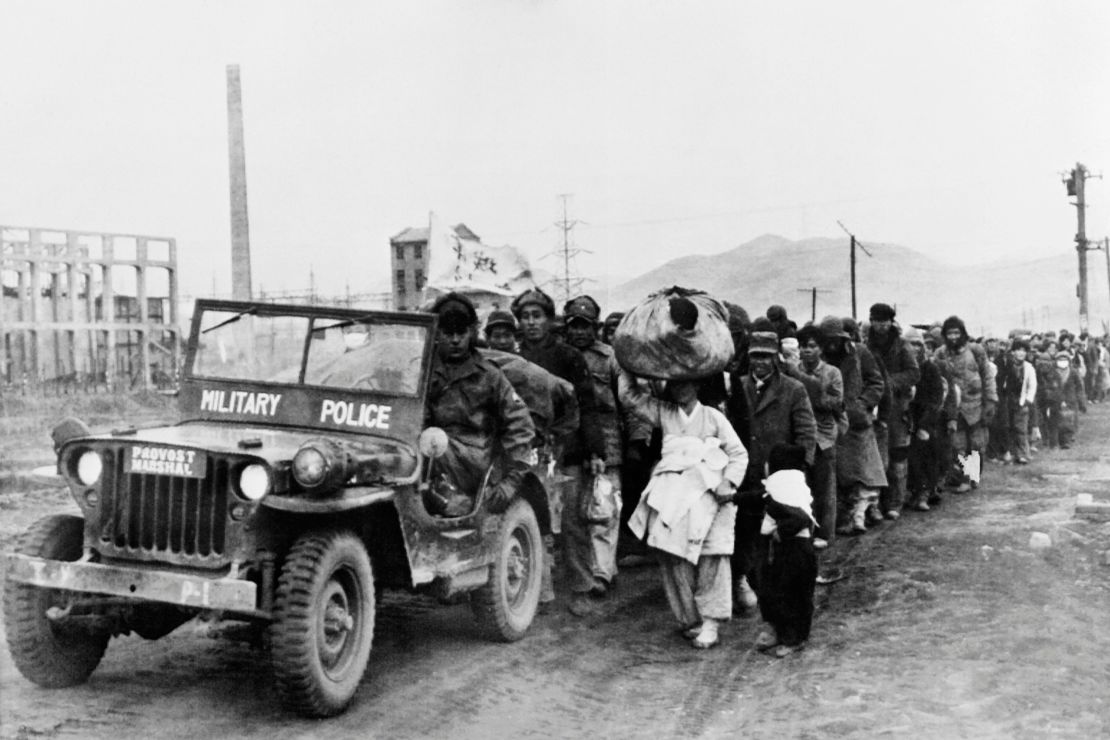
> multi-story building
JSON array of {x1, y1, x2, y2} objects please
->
[{"x1": 389, "y1": 223, "x2": 481, "y2": 311}]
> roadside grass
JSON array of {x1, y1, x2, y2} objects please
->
[{"x1": 0, "y1": 391, "x2": 178, "y2": 476}]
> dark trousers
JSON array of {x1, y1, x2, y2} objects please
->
[
  {"x1": 808, "y1": 445, "x2": 837, "y2": 543},
  {"x1": 751, "y1": 534, "x2": 817, "y2": 646},
  {"x1": 908, "y1": 429, "x2": 944, "y2": 495},
  {"x1": 1040, "y1": 400, "x2": 1061, "y2": 448},
  {"x1": 732, "y1": 507, "x2": 764, "y2": 581},
  {"x1": 987, "y1": 402, "x2": 1011, "y2": 459},
  {"x1": 1059, "y1": 408, "x2": 1078, "y2": 447},
  {"x1": 619, "y1": 440, "x2": 658, "y2": 555}
]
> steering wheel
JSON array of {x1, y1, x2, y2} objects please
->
[
  {"x1": 350, "y1": 372, "x2": 379, "y2": 389},
  {"x1": 350, "y1": 356, "x2": 422, "y2": 392}
]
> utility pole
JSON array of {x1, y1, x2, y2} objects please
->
[
  {"x1": 1104, "y1": 237, "x2": 1110, "y2": 324},
  {"x1": 1065, "y1": 163, "x2": 1101, "y2": 331},
  {"x1": 796, "y1": 286, "x2": 833, "y2": 322},
  {"x1": 545, "y1": 194, "x2": 592, "y2": 303},
  {"x1": 836, "y1": 220, "x2": 873, "y2": 320}
]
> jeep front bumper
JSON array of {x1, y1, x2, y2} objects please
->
[{"x1": 3, "y1": 553, "x2": 264, "y2": 618}]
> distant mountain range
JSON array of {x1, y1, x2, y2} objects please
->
[{"x1": 607, "y1": 234, "x2": 1110, "y2": 337}]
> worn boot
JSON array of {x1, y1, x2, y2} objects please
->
[
  {"x1": 951, "y1": 454, "x2": 971, "y2": 493},
  {"x1": 735, "y1": 575, "x2": 758, "y2": 615},
  {"x1": 966, "y1": 451, "x2": 982, "y2": 488},
  {"x1": 908, "y1": 490, "x2": 930, "y2": 512},
  {"x1": 850, "y1": 496, "x2": 869, "y2": 535},
  {"x1": 885, "y1": 459, "x2": 909, "y2": 518},
  {"x1": 836, "y1": 494, "x2": 855, "y2": 536}
]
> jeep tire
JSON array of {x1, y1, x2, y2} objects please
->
[
  {"x1": 472, "y1": 498, "x2": 543, "y2": 641},
  {"x1": 3, "y1": 514, "x2": 109, "y2": 687},
  {"x1": 271, "y1": 529, "x2": 375, "y2": 717}
]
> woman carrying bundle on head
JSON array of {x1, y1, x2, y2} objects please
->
[{"x1": 614, "y1": 288, "x2": 748, "y2": 649}]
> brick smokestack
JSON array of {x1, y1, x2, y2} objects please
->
[{"x1": 227, "y1": 64, "x2": 252, "y2": 300}]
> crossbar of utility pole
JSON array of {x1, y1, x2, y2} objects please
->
[{"x1": 796, "y1": 286, "x2": 834, "y2": 322}]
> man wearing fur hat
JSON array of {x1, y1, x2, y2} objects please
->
[
  {"x1": 564, "y1": 295, "x2": 624, "y2": 604},
  {"x1": 601, "y1": 311, "x2": 624, "y2": 346},
  {"x1": 865, "y1": 303, "x2": 919, "y2": 519},
  {"x1": 934, "y1": 315, "x2": 998, "y2": 491},
  {"x1": 483, "y1": 310, "x2": 519, "y2": 353},
  {"x1": 424, "y1": 293, "x2": 536, "y2": 516},
  {"x1": 512, "y1": 287, "x2": 609, "y2": 615}
]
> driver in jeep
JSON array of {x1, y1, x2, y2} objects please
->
[{"x1": 425, "y1": 292, "x2": 536, "y2": 516}]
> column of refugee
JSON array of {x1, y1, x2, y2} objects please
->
[{"x1": 430, "y1": 288, "x2": 1104, "y2": 656}]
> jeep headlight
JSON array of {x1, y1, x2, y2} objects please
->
[
  {"x1": 292, "y1": 438, "x2": 350, "y2": 491},
  {"x1": 239, "y1": 463, "x2": 271, "y2": 501},
  {"x1": 77, "y1": 450, "x2": 103, "y2": 486}
]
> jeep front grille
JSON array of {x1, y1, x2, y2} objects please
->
[{"x1": 98, "y1": 451, "x2": 232, "y2": 567}]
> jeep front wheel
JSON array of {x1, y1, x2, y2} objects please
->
[
  {"x1": 3, "y1": 514, "x2": 109, "y2": 687},
  {"x1": 472, "y1": 498, "x2": 543, "y2": 641},
  {"x1": 270, "y1": 529, "x2": 375, "y2": 718}
]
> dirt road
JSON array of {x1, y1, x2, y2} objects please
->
[{"x1": 2, "y1": 402, "x2": 1109, "y2": 739}]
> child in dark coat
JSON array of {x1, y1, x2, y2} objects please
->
[{"x1": 751, "y1": 443, "x2": 818, "y2": 657}]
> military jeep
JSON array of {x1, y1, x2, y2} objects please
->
[{"x1": 3, "y1": 299, "x2": 553, "y2": 717}]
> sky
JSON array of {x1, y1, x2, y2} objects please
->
[{"x1": 2, "y1": 0, "x2": 1109, "y2": 310}]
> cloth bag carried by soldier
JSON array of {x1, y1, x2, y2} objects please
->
[{"x1": 612, "y1": 286, "x2": 734, "y2": 380}]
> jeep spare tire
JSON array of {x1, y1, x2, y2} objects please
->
[
  {"x1": 4, "y1": 514, "x2": 110, "y2": 687},
  {"x1": 472, "y1": 498, "x2": 543, "y2": 641},
  {"x1": 271, "y1": 529, "x2": 375, "y2": 718}
]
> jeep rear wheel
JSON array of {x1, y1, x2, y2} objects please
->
[
  {"x1": 472, "y1": 498, "x2": 542, "y2": 641},
  {"x1": 3, "y1": 515, "x2": 109, "y2": 687},
  {"x1": 270, "y1": 529, "x2": 375, "y2": 718}
]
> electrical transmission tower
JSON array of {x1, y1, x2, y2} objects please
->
[{"x1": 544, "y1": 194, "x2": 592, "y2": 303}]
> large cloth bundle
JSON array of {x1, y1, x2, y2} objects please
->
[{"x1": 612, "y1": 286, "x2": 734, "y2": 380}]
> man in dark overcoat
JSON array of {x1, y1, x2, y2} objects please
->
[
  {"x1": 733, "y1": 331, "x2": 816, "y2": 614},
  {"x1": 865, "y1": 303, "x2": 920, "y2": 519},
  {"x1": 819, "y1": 316, "x2": 887, "y2": 535}
]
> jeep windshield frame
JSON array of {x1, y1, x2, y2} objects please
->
[{"x1": 179, "y1": 299, "x2": 437, "y2": 444}]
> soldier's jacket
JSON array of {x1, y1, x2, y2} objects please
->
[
  {"x1": 481, "y1": 349, "x2": 579, "y2": 445},
  {"x1": 425, "y1": 349, "x2": 535, "y2": 492},
  {"x1": 520, "y1": 334, "x2": 606, "y2": 465},
  {"x1": 578, "y1": 340, "x2": 623, "y2": 466}
]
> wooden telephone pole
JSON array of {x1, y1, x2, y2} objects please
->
[
  {"x1": 796, "y1": 286, "x2": 834, "y2": 322},
  {"x1": 836, "y1": 221, "x2": 872, "y2": 319}
]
